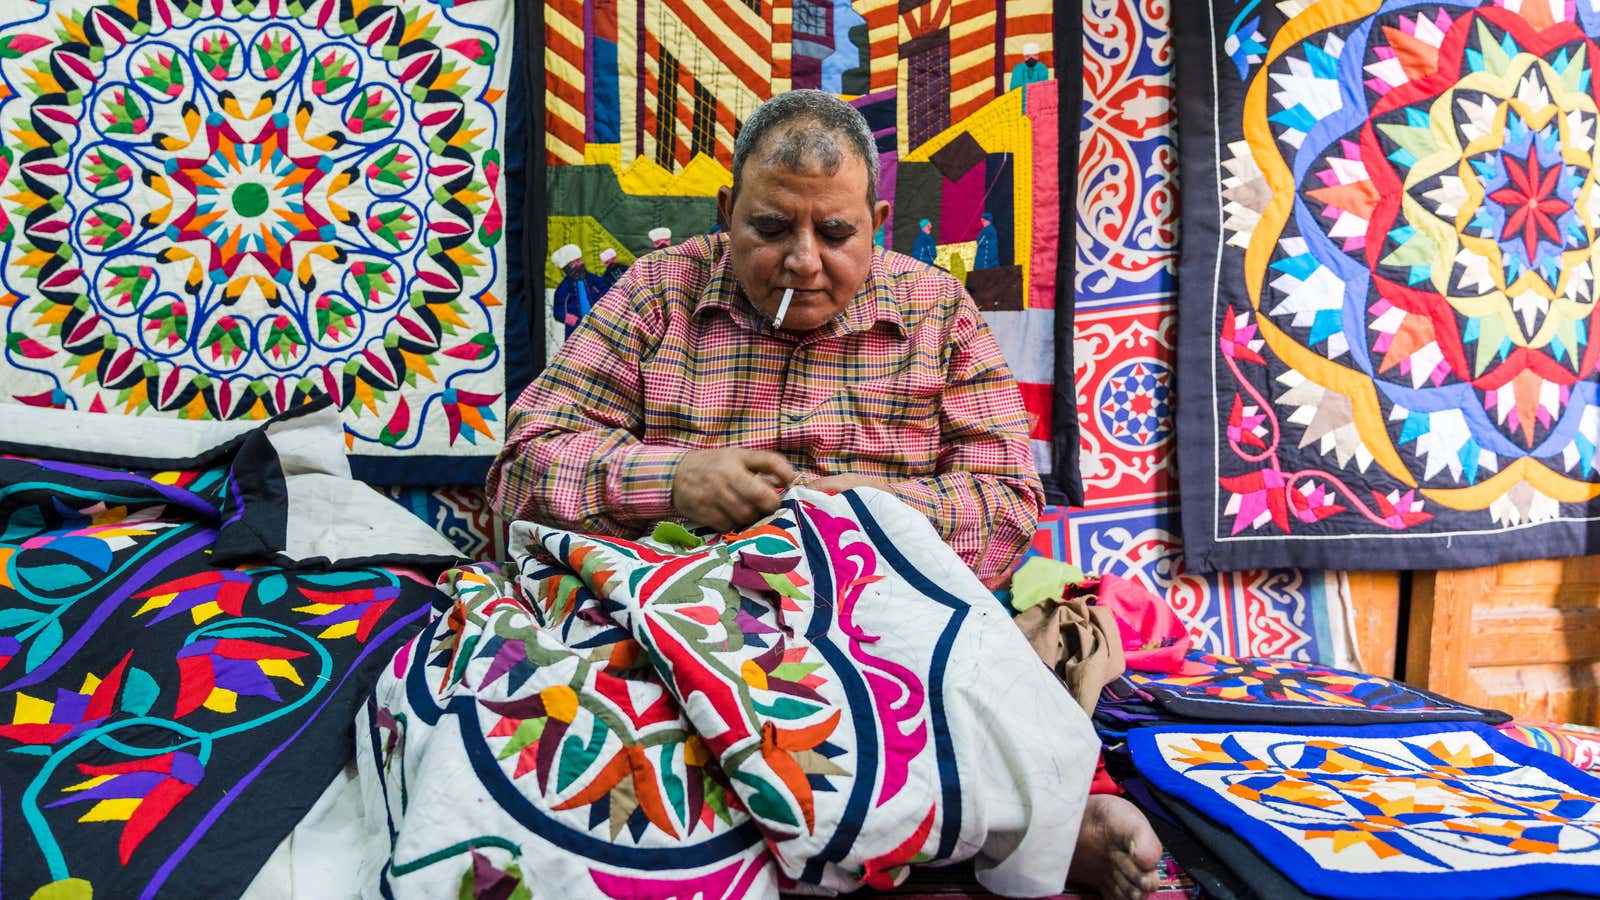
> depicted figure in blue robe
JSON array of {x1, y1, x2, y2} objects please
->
[
  {"x1": 1009, "y1": 42, "x2": 1049, "y2": 94},
  {"x1": 552, "y1": 243, "x2": 608, "y2": 337},
  {"x1": 912, "y1": 218, "x2": 937, "y2": 264},
  {"x1": 597, "y1": 247, "x2": 629, "y2": 294},
  {"x1": 974, "y1": 212, "x2": 999, "y2": 270}
]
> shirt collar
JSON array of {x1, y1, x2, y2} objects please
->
[{"x1": 695, "y1": 233, "x2": 905, "y2": 339}]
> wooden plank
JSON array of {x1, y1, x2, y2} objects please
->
[
  {"x1": 1468, "y1": 607, "x2": 1600, "y2": 667},
  {"x1": 1346, "y1": 570, "x2": 1400, "y2": 678},
  {"x1": 1408, "y1": 560, "x2": 1600, "y2": 725}
]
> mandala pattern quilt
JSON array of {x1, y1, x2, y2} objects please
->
[
  {"x1": 0, "y1": 421, "x2": 438, "y2": 899},
  {"x1": 357, "y1": 488, "x2": 1096, "y2": 898},
  {"x1": 1175, "y1": 1, "x2": 1600, "y2": 570},
  {"x1": 1131, "y1": 721, "x2": 1600, "y2": 899},
  {"x1": 0, "y1": 0, "x2": 534, "y2": 485}
]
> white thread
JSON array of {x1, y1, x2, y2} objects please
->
[{"x1": 773, "y1": 288, "x2": 794, "y2": 329}]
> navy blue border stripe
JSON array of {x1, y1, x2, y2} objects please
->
[
  {"x1": 452, "y1": 693, "x2": 765, "y2": 868},
  {"x1": 843, "y1": 492, "x2": 967, "y2": 859},
  {"x1": 797, "y1": 501, "x2": 880, "y2": 882}
]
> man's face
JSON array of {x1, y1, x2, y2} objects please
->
[{"x1": 718, "y1": 142, "x2": 890, "y2": 333}]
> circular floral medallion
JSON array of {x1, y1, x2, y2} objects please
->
[{"x1": 1225, "y1": 5, "x2": 1600, "y2": 525}]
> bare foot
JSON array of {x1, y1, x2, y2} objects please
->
[{"x1": 1067, "y1": 794, "x2": 1164, "y2": 900}]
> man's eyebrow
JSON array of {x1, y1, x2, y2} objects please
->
[
  {"x1": 749, "y1": 211, "x2": 790, "y2": 226},
  {"x1": 819, "y1": 218, "x2": 857, "y2": 231}
]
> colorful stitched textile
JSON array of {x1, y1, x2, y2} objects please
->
[
  {"x1": 1103, "y1": 653, "x2": 1509, "y2": 726},
  {"x1": 1174, "y1": 2, "x2": 1600, "y2": 571},
  {"x1": 542, "y1": 1, "x2": 1070, "y2": 495},
  {"x1": 382, "y1": 484, "x2": 508, "y2": 561},
  {"x1": 1500, "y1": 720, "x2": 1600, "y2": 771},
  {"x1": 358, "y1": 487, "x2": 1095, "y2": 897},
  {"x1": 1130, "y1": 721, "x2": 1600, "y2": 899},
  {"x1": 0, "y1": 416, "x2": 439, "y2": 898},
  {"x1": 492, "y1": 233, "x2": 1043, "y2": 584},
  {"x1": 1057, "y1": 0, "x2": 1350, "y2": 666},
  {"x1": 0, "y1": 0, "x2": 536, "y2": 485}
]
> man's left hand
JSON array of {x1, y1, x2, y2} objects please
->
[{"x1": 805, "y1": 474, "x2": 894, "y2": 494}]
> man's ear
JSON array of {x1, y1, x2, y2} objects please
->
[
  {"x1": 871, "y1": 199, "x2": 890, "y2": 235},
  {"x1": 717, "y1": 185, "x2": 733, "y2": 231}
]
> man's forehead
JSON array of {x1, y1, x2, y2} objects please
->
[{"x1": 738, "y1": 163, "x2": 871, "y2": 216}]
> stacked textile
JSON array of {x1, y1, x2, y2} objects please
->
[{"x1": 1097, "y1": 653, "x2": 1600, "y2": 899}]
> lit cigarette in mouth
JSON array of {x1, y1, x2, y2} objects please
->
[{"x1": 773, "y1": 288, "x2": 794, "y2": 329}]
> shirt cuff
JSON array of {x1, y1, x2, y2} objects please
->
[{"x1": 604, "y1": 445, "x2": 688, "y2": 524}]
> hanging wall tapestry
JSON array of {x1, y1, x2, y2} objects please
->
[
  {"x1": 0, "y1": 0, "x2": 535, "y2": 485},
  {"x1": 1058, "y1": 0, "x2": 1348, "y2": 665},
  {"x1": 1175, "y1": 1, "x2": 1600, "y2": 571},
  {"x1": 543, "y1": 0, "x2": 1069, "y2": 492}
]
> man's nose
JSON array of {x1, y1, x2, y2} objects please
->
[{"x1": 785, "y1": 230, "x2": 821, "y2": 276}]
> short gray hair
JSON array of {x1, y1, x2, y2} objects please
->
[{"x1": 731, "y1": 90, "x2": 879, "y2": 206}]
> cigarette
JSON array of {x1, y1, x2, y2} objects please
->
[{"x1": 774, "y1": 288, "x2": 793, "y2": 329}]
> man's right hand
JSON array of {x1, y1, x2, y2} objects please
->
[{"x1": 672, "y1": 449, "x2": 797, "y2": 532}]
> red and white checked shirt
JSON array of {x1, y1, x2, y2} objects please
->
[{"x1": 487, "y1": 233, "x2": 1044, "y2": 582}]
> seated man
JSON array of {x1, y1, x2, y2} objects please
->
[{"x1": 488, "y1": 89, "x2": 1161, "y2": 899}]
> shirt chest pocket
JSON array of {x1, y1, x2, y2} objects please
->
[{"x1": 804, "y1": 378, "x2": 941, "y2": 470}]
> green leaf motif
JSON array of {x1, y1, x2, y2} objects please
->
[
  {"x1": 0, "y1": 608, "x2": 43, "y2": 629},
  {"x1": 121, "y1": 666, "x2": 159, "y2": 716},
  {"x1": 302, "y1": 570, "x2": 380, "y2": 588},
  {"x1": 732, "y1": 770, "x2": 798, "y2": 827},
  {"x1": 25, "y1": 618, "x2": 63, "y2": 672},
  {"x1": 752, "y1": 695, "x2": 823, "y2": 721},
  {"x1": 21, "y1": 562, "x2": 92, "y2": 591},
  {"x1": 257, "y1": 574, "x2": 287, "y2": 604},
  {"x1": 651, "y1": 522, "x2": 704, "y2": 550}
]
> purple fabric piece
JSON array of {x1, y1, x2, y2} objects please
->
[{"x1": 213, "y1": 657, "x2": 281, "y2": 701}]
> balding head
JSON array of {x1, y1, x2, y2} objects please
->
[{"x1": 730, "y1": 90, "x2": 879, "y2": 207}]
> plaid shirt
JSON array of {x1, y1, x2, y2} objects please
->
[{"x1": 488, "y1": 234, "x2": 1043, "y2": 582}]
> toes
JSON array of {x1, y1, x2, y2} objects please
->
[{"x1": 1109, "y1": 866, "x2": 1145, "y2": 900}]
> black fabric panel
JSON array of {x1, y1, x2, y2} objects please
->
[
  {"x1": 522, "y1": 0, "x2": 547, "y2": 377},
  {"x1": 210, "y1": 425, "x2": 291, "y2": 565},
  {"x1": 893, "y1": 162, "x2": 942, "y2": 256},
  {"x1": 504, "y1": 0, "x2": 539, "y2": 397},
  {"x1": 1050, "y1": 0, "x2": 1085, "y2": 506}
]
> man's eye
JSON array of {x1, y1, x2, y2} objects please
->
[
  {"x1": 822, "y1": 232, "x2": 851, "y2": 244},
  {"x1": 756, "y1": 227, "x2": 785, "y2": 239}
]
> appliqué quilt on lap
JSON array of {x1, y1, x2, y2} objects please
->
[
  {"x1": 1130, "y1": 721, "x2": 1600, "y2": 899},
  {"x1": 358, "y1": 488, "x2": 1094, "y2": 898},
  {"x1": 0, "y1": 447, "x2": 434, "y2": 898},
  {"x1": 0, "y1": 0, "x2": 532, "y2": 485},
  {"x1": 1106, "y1": 653, "x2": 1509, "y2": 726},
  {"x1": 1174, "y1": 1, "x2": 1600, "y2": 570}
]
